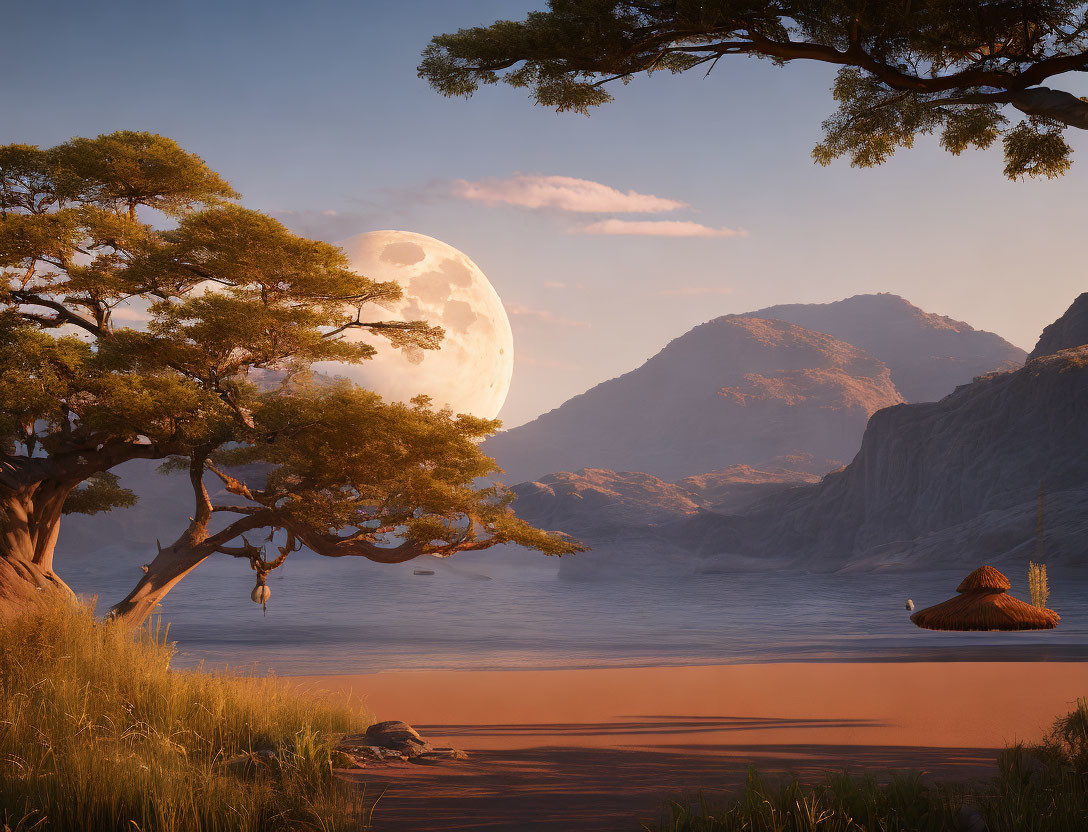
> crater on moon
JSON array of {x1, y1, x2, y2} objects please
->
[
  {"x1": 380, "y1": 241, "x2": 426, "y2": 266},
  {"x1": 444, "y1": 300, "x2": 478, "y2": 332},
  {"x1": 319, "y1": 231, "x2": 514, "y2": 420}
]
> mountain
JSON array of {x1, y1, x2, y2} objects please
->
[
  {"x1": 510, "y1": 294, "x2": 1087, "y2": 575},
  {"x1": 485, "y1": 295, "x2": 1025, "y2": 485},
  {"x1": 748, "y1": 293, "x2": 1026, "y2": 403},
  {"x1": 667, "y1": 296, "x2": 1088, "y2": 571},
  {"x1": 485, "y1": 316, "x2": 903, "y2": 484},
  {"x1": 1028, "y1": 293, "x2": 1088, "y2": 360},
  {"x1": 513, "y1": 458, "x2": 824, "y2": 539},
  {"x1": 512, "y1": 461, "x2": 824, "y2": 579}
]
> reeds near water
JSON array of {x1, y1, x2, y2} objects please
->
[
  {"x1": 1029, "y1": 561, "x2": 1051, "y2": 609},
  {"x1": 0, "y1": 601, "x2": 373, "y2": 832}
]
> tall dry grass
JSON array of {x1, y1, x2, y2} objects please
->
[
  {"x1": 0, "y1": 601, "x2": 373, "y2": 832},
  {"x1": 1028, "y1": 561, "x2": 1051, "y2": 609}
]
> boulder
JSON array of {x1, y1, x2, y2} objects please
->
[
  {"x1": 337, "y1": 721, "x2": 468, "y2": 765},
  {"x1": 363, "y1": 720, "x2": 432, "y2": 756},
  {"x1": 330, "y1": 749, "x2": 364, "y2": 769}
]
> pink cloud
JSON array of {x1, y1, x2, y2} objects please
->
[
  {"x1": 451, "y1": 175, "x2": 686, "y2": 214},
  {"x1": 543, "y1": 281, "x2": 585, "y2": 290},
  {"x1": 578, "y1": 219, "x2": 748, "y2": 237},
  {"x1": 505, "y1": 302, "x2": 590, "y2": 328}
]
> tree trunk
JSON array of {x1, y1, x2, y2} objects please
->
[
  {"x1": 0, "y1": 442, "x2": 175, "y2": 622},
  {"x1": 108, "y1": 535, "x2": 212, "y2": 628},
  {"x1": 0, "y1": 485, "x2": 76, "y2": 621},
  {"x1": 108, "y1": 457, "x2": 271, "y2": 628},
  {"x1": 109, "y1": 456, "x2": 216, "y2": 629},
  {"x1": 0, "y1": 555, "x2": 74, "y2": 620},
  {"x1": 109, "y1": 516, "x2": 270, "y2": 629}
]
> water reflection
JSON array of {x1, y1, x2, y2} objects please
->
[{"x1": 63, "y1": 550, "x2": 1088, "y2": 674}]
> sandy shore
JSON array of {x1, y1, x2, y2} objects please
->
[{"x1": 290, "y1": 662, "x2": 1087, "y2": 831}]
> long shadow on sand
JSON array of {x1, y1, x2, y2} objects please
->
[
  {"x1": 414, "y1": 715, "x2": 889, "y2": 739},
  {"x1": 344, "y1": 716, "x2": 997, "y2": 832}
]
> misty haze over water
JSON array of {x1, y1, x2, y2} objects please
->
[{"x1": 65, "y1": 550, "x2": 1088, "y2": 675}]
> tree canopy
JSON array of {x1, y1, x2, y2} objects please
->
[
  {"x1": 0, "y1": 131, "x2": 582, "y2": 625},
  {"x1": 420, "y1": 1, "x2": 1088, "y2": 178}
]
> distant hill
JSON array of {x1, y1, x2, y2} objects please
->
[
  {"x1": 511, "y1": 461, "x2": 825, "y2": 580},
  {"x1": 1028, "y1": 292, "x2": 1088, "y2": 360},
  {"x1": 684, "y1": 348, "x2": 1088, "y2": 570},
  {"x1": 485, "y1": 295, "x2": 1024, "y2": 485},
  {"x1": 532, "y1": 295, "x2": 1088, "y2": 574},
  {"x1": 513, "y1": 458, "x2": 823, "y2": 542},
  {"x1": 484, "y1": 316, "x2": 903, "y2": 484},
  {"x1": 748, "y1": 293, "x2": 1026, "y2": 403}
]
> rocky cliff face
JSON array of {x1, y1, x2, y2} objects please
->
[
  {"x1": 749, "y1": 294, "x2": 1026, "y2": 403},
  {"x1": 511, "y1": 462, "x2": 822, "y2": 578},
  {"x1": 513, "y1": 461, "x2": 822, "y2": 540},
  {"x1": 1029, "y1": 293, "x2": 1088, "y2": 360},
  {"x1": 485, "y1": 316, "x2": 903, "y2": 484},
  {"x1": 524, "y1": 297, "x2": 1088, "y2": 575},
  {"x1": 676, "y1": 346, "x2": 1088, "y2": 569}
]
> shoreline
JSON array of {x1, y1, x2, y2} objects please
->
[
  {"x1": 273, "y1": 644, "x2": 1088, "y2": 677},
  {"x1": 179, "y1": 642, "x2": 1088, "y2": 677},
  {"x1": 290, "y1": 662, "x2": 1088, "y2": 751},
  {"x1": 291, "y1": 661, "x2": 1088, "y2": 830}
]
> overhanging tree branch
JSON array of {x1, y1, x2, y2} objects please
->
[
  {"x1": 419, "y1": 2, "x2": 1088, "y2": 176},
  {"x1": 8, "y1": 291, "x2": 104, "y2": 337}
]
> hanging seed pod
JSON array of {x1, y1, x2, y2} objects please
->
[{"x1": 251, "y1": 583, "x2": 272, "y2": 604}]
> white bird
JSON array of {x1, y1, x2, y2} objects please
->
[{"x1": 905, "y1": 599, "x2": 915, "y2": 611}]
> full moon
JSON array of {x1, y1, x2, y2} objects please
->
[{"x1": 323, "y1": 231, "x2": 514, "y2": 420}]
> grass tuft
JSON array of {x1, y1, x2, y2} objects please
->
[
  {"x1": 0, "y1": 600, "x2": 373, "y2": 832},
  {"x1": 648, "y1": 697, "x2": 1088, "y2": 831}
]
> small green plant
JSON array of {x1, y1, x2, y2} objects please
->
[
  {"x1": 1029, "y1": 561, "x2": 1051, "y2": 609},
  {"x1": 0, "y1": 600, "x2": 374, "y2": 832}
]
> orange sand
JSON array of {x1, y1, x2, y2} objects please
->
[{"x1": 289, "y1": 663, "x2": 1087, "y2": 830}]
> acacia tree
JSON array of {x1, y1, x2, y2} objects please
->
[
  {"x1": 421, "y1": 1, "x2": 1088, "y2": 178},
  {"x1": 0, "y1": 131, "x2": 581, "y2": 625}
]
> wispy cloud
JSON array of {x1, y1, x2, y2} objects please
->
[
  {"x1": 505, "y1": 302, "x2": 591, "y2": 328},
  {"x1": 452, "y1": 174, "x2": 686, "y2": 214},
  {"x1": 543, "y1": 280, "x2": 585, "y2": 290},
  {"x1": 578, "y1": 219, "x2": 748, "y2": 238},
  {"x1": 656, "y1": 286, "x2": 734, "y2": 297}
]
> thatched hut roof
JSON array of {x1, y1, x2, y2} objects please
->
[
  {"x1": 956, "y1": 565, "x2": 1011, "y2": 593},
  {"x1": 911, "y1": 566, "x2": 1059, "y2": 631}
]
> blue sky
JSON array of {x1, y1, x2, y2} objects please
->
[{"x1": 6, "y1": 0, "x2": 1087, "y2": 426}]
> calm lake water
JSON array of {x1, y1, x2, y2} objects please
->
[{"x1": 63, "y1": 549, "x2": 1088, "y2": 674}]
